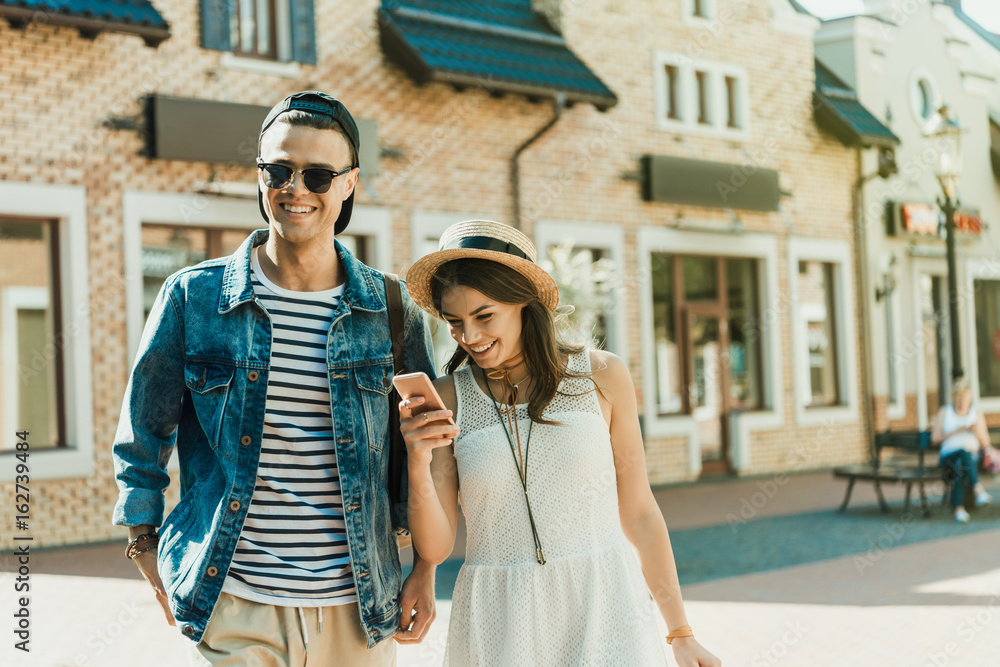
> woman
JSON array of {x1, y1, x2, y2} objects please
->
[
  {"x1": 931, "y1": 377, "x2": 992, "y2": 523},
  {"x1": 399, "y1": 220, "x2": 720, "y2": 666}
]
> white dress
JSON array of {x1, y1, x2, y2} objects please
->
[{"x1": 443, "y1": 352, "x2": 668, "y2": 666}]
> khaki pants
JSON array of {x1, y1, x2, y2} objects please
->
[{"x1": 188, "y1": 592, "x2": 397, "y2": 667}]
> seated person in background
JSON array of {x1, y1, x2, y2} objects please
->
[{"x1": 931, "y1": 377, "x2": 993, "y2": 523}]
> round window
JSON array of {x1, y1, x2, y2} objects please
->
[{"x1": 910, "y1": 75, "x2": 938, "y2": 123}]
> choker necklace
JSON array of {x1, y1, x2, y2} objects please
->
[
  {"x1": 484, "y1": 356, "x2": 527, "y2": 469},
  {"x1": 484, "y1": 369, "x2": 546, "y2": 565}
]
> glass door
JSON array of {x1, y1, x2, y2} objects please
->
[{"x1": 685, "y1": 306, "x2": 730, "y2": 472}]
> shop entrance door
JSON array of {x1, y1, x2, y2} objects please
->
[{"x1": 684, "y1": 304, "x2": 731, "y2": 475}]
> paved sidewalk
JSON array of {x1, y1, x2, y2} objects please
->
[{"x1": 2, "y1": 470, "x2": 997, "y2": 666}]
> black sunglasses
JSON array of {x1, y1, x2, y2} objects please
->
[{"x1": 257, "y1": 161, "x2": 354, "y2": 194}]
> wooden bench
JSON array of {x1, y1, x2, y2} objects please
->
[{"x1": 833, "y1": 430, "x2": 941, "y2": 515}]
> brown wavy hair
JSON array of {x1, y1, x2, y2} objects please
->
[{"x1": 430, "y1": 258, "x2": 587, "y2": 424}]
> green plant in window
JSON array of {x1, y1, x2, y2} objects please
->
[{"x1": 541, "y1": 241, "x2": 616, "y2": 349}]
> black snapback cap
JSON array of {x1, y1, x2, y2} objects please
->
[{"x1": 257, "y1": 91, "x2": 361, "y2": 234}]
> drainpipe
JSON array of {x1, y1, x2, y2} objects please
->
[
  {"x1": 855, "y1": 149, "x2": 887, "y2": 463},
  {"x1": 512, "y1": 93, "x2": 567, "y2": 229}
]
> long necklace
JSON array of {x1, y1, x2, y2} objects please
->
[{"x1": 483, "y1": 367, "x2": 546, "y2": 565}]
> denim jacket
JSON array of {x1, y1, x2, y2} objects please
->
[{"x1": 112, "y1": 230, "x2": 435, "y2": 646}]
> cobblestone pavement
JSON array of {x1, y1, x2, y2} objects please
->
[{"x1": 2, "y1": 471, "x2": 998, "y2": 666}]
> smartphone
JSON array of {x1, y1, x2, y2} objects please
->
[{"x1": 391, "y1": 372, "x2": 455, "y2": 424}]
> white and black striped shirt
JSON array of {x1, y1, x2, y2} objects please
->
[{"x1": 222, "y1": 247, "x2": 356, "y2": 607}]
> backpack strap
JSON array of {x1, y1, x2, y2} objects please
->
[{"x1": 383, "y1": 273, "x2": 407, "y2": 532}]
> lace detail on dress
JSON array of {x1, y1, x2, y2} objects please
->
[{"x1": 444, "y1": 351, "x2": 667, "y2": 666}]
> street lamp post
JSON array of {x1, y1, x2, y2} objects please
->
[{"x1": 929, "y1": 105, "x2": 964, "y2": 380}]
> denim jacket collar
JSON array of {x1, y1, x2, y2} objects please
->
[{"x1": 218, "y1": 229, "x2": 386, "y2": 314}]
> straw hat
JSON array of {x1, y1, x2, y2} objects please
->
[{"x1": 405, "y1": 220, "x2": 560, "y2": 318}]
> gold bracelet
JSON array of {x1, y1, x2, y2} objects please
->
[{"x1": 666, "y1": 625, "x2": 694, "y2": 645}]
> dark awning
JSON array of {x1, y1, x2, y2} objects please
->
[
  {"x1": 378, "y1": 1, "x2": 617, "y2": 110},
  {"x1": 0, "y1": 0, "x2": 170, "y2": 47},
  {"x1": 814, "y1": 58, "x2": 898, "y2": 149}
]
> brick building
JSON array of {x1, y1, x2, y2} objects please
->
[{"x1": 0, "y1": 0, "x2": 890, "y2": 549}]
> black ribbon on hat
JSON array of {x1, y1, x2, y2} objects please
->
[{"x1": 442, "y1": 236, "x2": 532, "y2": 262}]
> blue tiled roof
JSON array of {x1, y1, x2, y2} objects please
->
[
  {"x1": 814, "y1": 58, "x2": 899, "y2": 148},
  {"x1": 379, "y1": 0, "x2": 617, "y2": 109},
  {"x1": 0, "y1": 0, "x2": 169, "y2": 45},
  {"x1": 389, "y1": 0, "x2": 557, "y2": 34},
  {"x1": 949, "y1": 3, "x2": 1000, "y2": 53},
  {"x1": 788, "y1": 0, "x2": 812, "y2": 15}
]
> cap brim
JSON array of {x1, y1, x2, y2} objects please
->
[{"x1": 405, "y1": 249, "x2": 560, "y2": 318}]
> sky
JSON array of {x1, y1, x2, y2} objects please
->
[{"x1": 797, "y1": 0, "x2": 1000, "y2": 33}]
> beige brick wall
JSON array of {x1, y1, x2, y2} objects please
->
[{"x1": 0, "y1": 0, "x2": 868, "y2": 548}]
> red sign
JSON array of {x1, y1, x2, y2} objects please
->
[
  {"x1": 901, "y1": 203, "x2": 939, "y2": 235},
  {"x1": 900, "y1": 203, "x2": 983, "y2": 236},
  {"x1": 954, "y1": 210, "x2": 984, "y2": 234},
  {"x1": 993, "y1": 328, "x2": 1000, "y2": 363}
]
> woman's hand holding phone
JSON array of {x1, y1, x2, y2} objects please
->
[{"x1": 395, "y1": 373, "x2": 460, "y2": 466}]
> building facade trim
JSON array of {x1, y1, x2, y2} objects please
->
[
  {"x1": 636, "y1": 226, "x2": 784, "y2": 475},
  {"x1": 787, "y1": 237, "x2": 861, "y2": 427},
  {"x1": 0, "y1": 181, "x2": 95, "y2": 482}
]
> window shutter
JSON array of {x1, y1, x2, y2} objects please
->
[
  {"x1": 200, "y1": 0, "x2": 233, "y2": 52},
  {"x1": 290, "y1": 0, "x2": 317, "y2": 64}
]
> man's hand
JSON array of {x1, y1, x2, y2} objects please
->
[
  {"x1": 394, "y1": 558, "x2": 436, "y2": 644},
  {"x1": 128, "y1": 526, "x2": 175, "y2": 626}
]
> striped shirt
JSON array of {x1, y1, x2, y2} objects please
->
[{"x1": 222, "y1": 247, "x2": 357, "y2": 607}]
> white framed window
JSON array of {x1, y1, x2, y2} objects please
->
[
  {"x1": 908, "y1": 68, "x2": 940, "y2": 128},
  {"x1": 788, "y1": 238, "x2": 859, "y2": 426},
  {"x1": 0, "y1": 182, "x2": 94, "y2": 482},
  {"x1": 695, "y1": 69, "x2": 711, "y2": 125},
  {"x1": 653, "y1": 51, "x2": 750, "y2": 139},
  {"x1": 534, "y1": 221, "x2": 628, "y2": 364},
  {"x1": 665, "y1": 63, "x2": 682, "y2": 121},
  {"x1": 884, "y1": 285, "x2": 906, "y2": 420},
  {"x1": 724, "y1": 75, "x2": 743, "y2": 129},
  {"x1": 682, "y1": 0, "x2": 714, "y2": 22},
  {"x1": 2, "y1": 287, "x2": 53, "y2": 452},
  {"x1": 965, "y1": 257, "x2": 1000, "y2": 414},
  {"x1": 637, "y1": 227, "x2": 783, "y2": 474}
]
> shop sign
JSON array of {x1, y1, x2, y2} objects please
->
[{"x1": 896, "y1": 202, "x2": 983, "y2": 237}]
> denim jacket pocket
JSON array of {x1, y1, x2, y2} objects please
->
[
  {"x1": 355, "y1": 364, "x2": 394, "y2": 452},
  {"x1": 157, "y1": 497, "x2": 201, "y2": 600},
  {"x1": 183, "y1": 361, "x2": 235, "y2": 450}
]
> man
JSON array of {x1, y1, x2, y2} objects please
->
[{"x1": 112, "y1": 91, "x2": 437, "y2": 665}]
